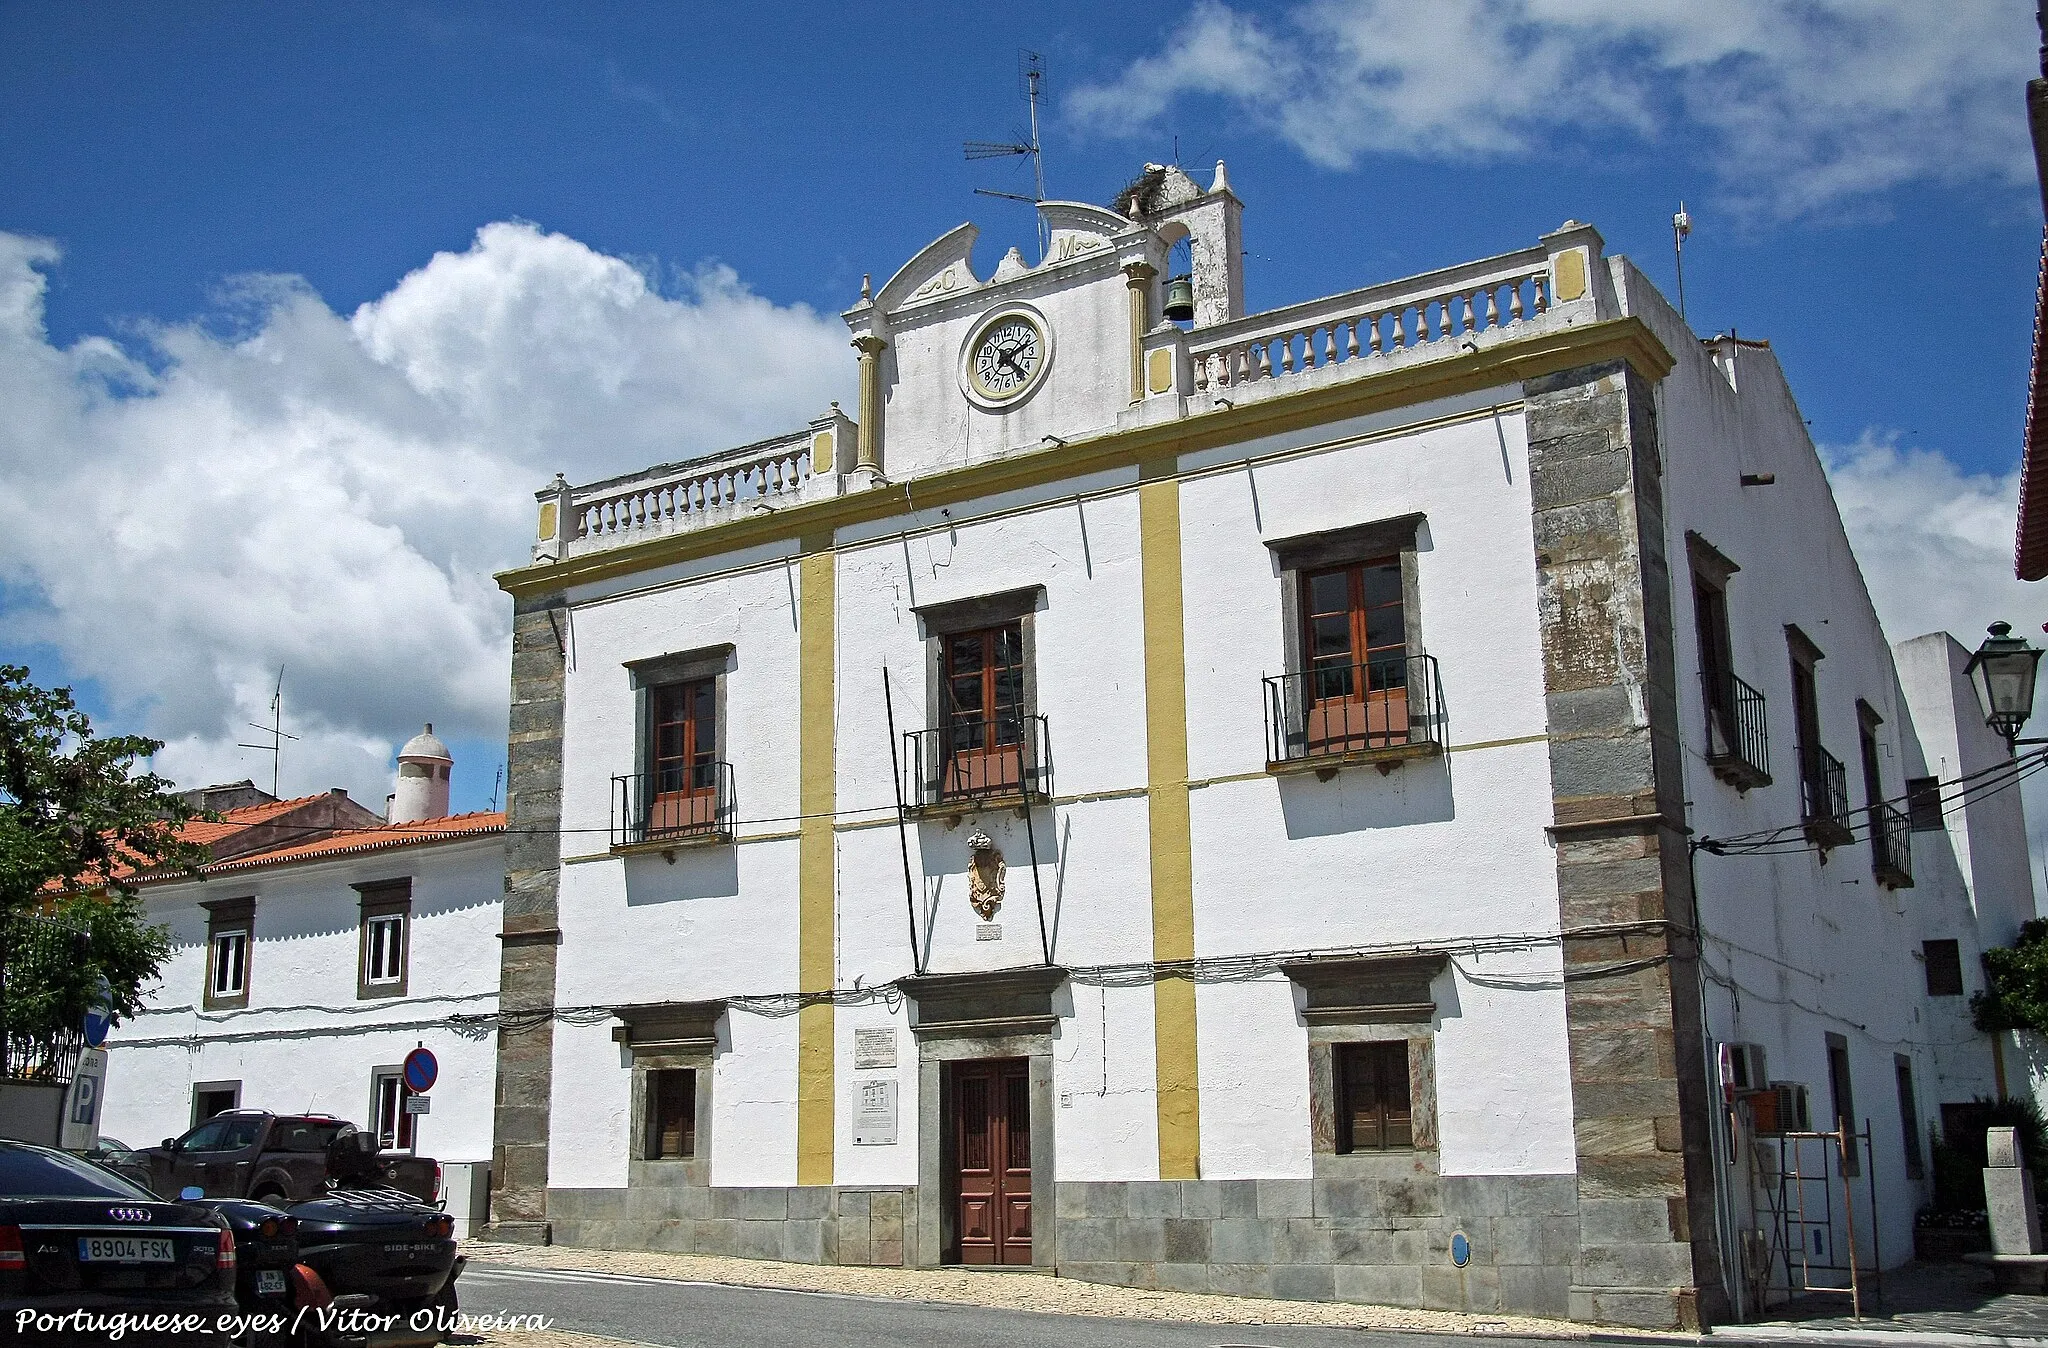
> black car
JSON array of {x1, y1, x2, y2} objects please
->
[
  {"x1": 288, "y1": 1189, "x2": 459, "y2": 1348},
  {"x1": 0, "y1": 1138, "x2": 237, "y2": 1345}
]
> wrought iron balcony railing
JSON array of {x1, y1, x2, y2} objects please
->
[
  {"x1": 1264, "y1": 652, "x2": 1442, "y2": 771},
  {"x1": 902, "y1": 714, "x2": 1053, "y2": 811},
  {"x1": 1702, "y1": 670, "x2": 1771, "y2": 790},
  {"x1": 1871, "y1": 800, "x2": 1913, "y2": 889},
  {"x1": 1800, "y1": 746, "x2": 1853, "y2": 848},
  {"x1": 611, "y1": 763, "x2": 736, "y2": 848}
]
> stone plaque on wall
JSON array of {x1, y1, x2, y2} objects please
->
[
  {"x1": 853, "y1": 1078, "x2": 897, "y2": 1146},
  {"x1": 854, "y1": 1026, "x2": 897, "y2": 1070}
]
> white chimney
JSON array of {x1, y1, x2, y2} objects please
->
[{"x1": 390, "y1": 723, "x2": 453, "y2": 823}]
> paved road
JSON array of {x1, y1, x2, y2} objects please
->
[{"x1": 456, "y1": 1263, "x2": 1550, "y2": 1348}]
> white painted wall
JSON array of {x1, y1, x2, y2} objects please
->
[
  {"x1": 102, "y1": 835, "x2": 503, "y2": 1163},
  {"x1": 1623, "y1": 256, "x2": 2015, "y2": 1272}
]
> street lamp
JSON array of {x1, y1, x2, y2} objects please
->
[{"x1": 1965, "y1": 622, "x2": 2044, "y2": 753}]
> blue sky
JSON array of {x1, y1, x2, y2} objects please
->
[{"x1": 1, "y1": 1, "x2": 2042, "y2": 815}]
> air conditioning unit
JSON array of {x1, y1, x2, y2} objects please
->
[
  {"x1": 1749, "y1": 1081, "x2": 1810, "y2": 1135},
  {"x1": 1720, "y1": 1042, "x2": 1768, "y2": 1094}
]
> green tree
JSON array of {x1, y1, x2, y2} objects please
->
[
  {"x1": 1974, "y1": 919, "x2": 2048, "y2": 1037},
  {"x1": 0, "y1": 666, "x2": 201, "y2": 1056}
]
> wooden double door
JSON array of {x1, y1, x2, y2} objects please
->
[{"x1": 948, "y1": 1058, "x2": 1032, "y2": 1265}]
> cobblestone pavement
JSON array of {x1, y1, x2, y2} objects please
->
[
  {"x1": 458, "y1": 1240, "x2": 1591, "y2": 1338},
  {"x1": 1735, "y1": 1260, "x2": 2048, "y2": 1340}
]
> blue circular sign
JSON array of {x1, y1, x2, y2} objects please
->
[
  {"x1": 1450, "y1": 1231, "x2": 1472, "y2": 1268},
  {"x1": 403, "y1": 1046, "x2": 439, "y2": 1093},
  {"x1": 81, "y1": 976, "x2": 114, "y2": 1049}
]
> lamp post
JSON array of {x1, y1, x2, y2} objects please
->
[{"x1": 1965, "y1": 622, "x2": 2046, "y2": 753}]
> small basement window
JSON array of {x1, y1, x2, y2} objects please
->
[
  {"x1": 645, "y1": 1068, "x2": 698, "y2": 1160},
  {"x1": 1335, "y1": 1041, "x2": 1412, "y2": 1154}
]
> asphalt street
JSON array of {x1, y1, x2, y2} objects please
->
[{"x1": 455, "y1": 1262, "x2": 1559, "y2": 1348}]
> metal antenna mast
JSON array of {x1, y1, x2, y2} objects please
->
[
  {"x1": 965, "y1": 50, "x2": 1049, "y2": 261},
  {"x1": 235, "y1": 666, "x2": 298, "y2": 797},
  {"x1": 1672, "y1": 202, "x2": 1692, "y2": 323}
]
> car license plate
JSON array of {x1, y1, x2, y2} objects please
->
[
  {"x1": 78, "y1": 1235, "x2": 176, "y2": 1263},
  {"x1": 256, "y1": 1269, "x2": 286, "y2": 1294}
]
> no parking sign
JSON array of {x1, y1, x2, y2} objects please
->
[{"x1": 403, "y1": 1045, "x2": 438, "y2": 1094}]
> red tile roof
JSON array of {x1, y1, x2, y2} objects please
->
[
  {"x1": 197, "y1": 812, "x2": 506, "y2": 875},
  {"x1": 2020, "y1": 226, "x2": 2048, "y2": 581},
  {"x1": 172, "y1": 794, "x2": 336, "y2": 848}
]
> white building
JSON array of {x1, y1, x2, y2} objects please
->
[
  {"x1": 486, "y1": 164, "x2": 2033, "y2": 1330},
  {"x1": 103, "y1": 736, "x2": 504, "y2": 1177}
]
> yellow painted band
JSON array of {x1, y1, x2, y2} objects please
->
[
  {"x1": 796, "y1": 539, "x2": 837, "y2": 1185},
  {"x1": 1138, "y1": 470, "x2": 1200, "y2": 1179}
]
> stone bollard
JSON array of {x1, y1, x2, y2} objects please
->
[{"x1": 1986, "y1": 1126, "x2": 2045, "y2": 1256}]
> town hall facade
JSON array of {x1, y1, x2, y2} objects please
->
[{"x1": 484, "y1": 164, "x2": 2027, "y2": 1330}]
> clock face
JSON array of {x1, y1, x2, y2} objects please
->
[{"x1": 964, "y1": 311, "x2": 1049, "y2": 405}]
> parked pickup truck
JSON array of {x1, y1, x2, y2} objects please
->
[{"x1": 139, "y1": 1109, "x2": 440, "y2": 1206}]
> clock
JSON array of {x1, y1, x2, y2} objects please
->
[{"x1": 961, "y1": 306, "x2": 1052, "y2": 408}]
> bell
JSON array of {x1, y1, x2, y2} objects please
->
[{"x1": 1163, "y1": 274, "x2": 1195, "y2": 322}]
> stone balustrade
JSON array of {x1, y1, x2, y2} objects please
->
[
  {"x1": 1187, "y1": 247, "x2": 1554, "y2": 399},
  {"x1": 565, "y1": 430, "x2": 829, "y2": 557}
]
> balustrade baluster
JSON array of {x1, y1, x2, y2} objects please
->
[
  {"x1": 1484, "y1": 287, "x2": 1500, "y2": 331},
  {"x1": 1460, "y1": 293, "x2": 1477, "y2": 334},
  {"x1": 1508, "y1": 281, "x2": 1525, "y2": 323},
  {"x1": 1533, "y1": 275, "x2": 1549, "y2": 314},
  {"x1": 1344, "y1": 318, "x2": 1360, "y2": 360}
]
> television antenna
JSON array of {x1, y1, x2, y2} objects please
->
[
  {"x1": 236, "y1": 666, "x2": 298, "y2": 797},
  {"x1": 1672, "y1": 202, "x2": 1692, "y2": 322},
  {"x1": 965, "y1": 50, "x2": 1049, "y2": 261}
]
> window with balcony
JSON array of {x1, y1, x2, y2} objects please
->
[
  {"x1": 202, "y1": 897, "x2": 253, "y2": 1011},
  {"x1": 1859, "y1": 702, "x2": 1910, "y2": 888},
  {"x1": 904, "y1": 587, "x2": 1050, "y2": 810},
  {"x1": 1263, "y1": 515, "x2": 1439, "y2": 773},
  {"x1": 615, "y1": 646, "x2": 735, "y2": 848},
  {"x1": 1689, "y1": 532, "x2": 1768, "y2": 790},
  {"x1": 355, "y1": 879, "x2": 410, "y2": 999},
  {"x1": 1789, "y1": 627, "x2": 1851, "y2": 848}
]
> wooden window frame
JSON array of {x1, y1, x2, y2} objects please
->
[
  {"x1": 1922, "y1": 939, "x2": 1965, "y2": 997},
  {"x1": 369, "y1": 1067, "x2": 416, "y2": 1151},
  {"x1": 1906, "y1": 777, "x2": 1944, "y2": 832},
  {"x1": 1334, "y1": 1040, "x2": 1414, "y2": 1154},
  {"x1": 1268, "y1": 516, "x2": 1426, "y2": 757},
  {"x1": 625, "y1": 645, "x2": 733, "y2": 841},
  {"x1": 643, "y1": 1067, "x2": 700, "y2": 1160},
  {"x1": 1894, "y1": 1054, "x2": 1925, "y2": 1181},
  {"x1": 190, "y1": 1081, "x2": 241, "y2": 1128},
  {"x1": 355, "y1": 879, "x2": 411, "y2": 1000},
  {"x1": 614, "y1": 1001, "x2": 721, "y2": 1180},
  {"x1": 1826, "y1": 1032, "x2": 1859, "y2": 1177},
  {"x1": 914, "y1": 587, "x2": 1044, "y2": 802},
  {"x1": 201, "y1": 897, "x2": 254, "y2": 1011}
]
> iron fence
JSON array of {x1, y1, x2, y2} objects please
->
[
  {"x1": 1870, "y1": 800, "x2": 1912, "y2": 888},
  {"x1": 902, "y1": 714, "x2": 1053, "y2": 809},
  {"x1": 611, "y1": 762, "x2": 736, "y2": 847},
  {"x1": 1263, "y1": 652, "x2": 1441, "y2": 766},
  {"x1": 1801, "y1": 746, "x2": 1852, "y2": 846},
  {"x1": 0, "y1": 912, "x2": 91, "y2": 1084},
  {"x1": 1704, "y1": 670, "x2": 1771, "y2": 787}
]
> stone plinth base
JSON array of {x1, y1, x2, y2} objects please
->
[{"x1": 1964, "y1": 1252, "x2": 2048, "y2": 1293}]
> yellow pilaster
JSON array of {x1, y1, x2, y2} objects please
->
[
  {"x1": 796, "y1": 535, "x2": 837, "y2": 1185},
  {"x1": 1138, "y1": 466, "x2": 1200, "y2": 1179}
]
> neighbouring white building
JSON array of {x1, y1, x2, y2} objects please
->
[
  {"x1": 485, "y1": 163, "x2": 2035, "y2": 1330},
  {"x1": 102, "y1": 733, "x2": 504, "y2": 1179}
]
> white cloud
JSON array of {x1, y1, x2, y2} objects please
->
[
  {"x1": 1069, "y1": 0, "x2": 2035, "y2": 217},
  {"x1": 1821, "y1": 432, "x2": 2048, "y2": 869},
  {"x1": 0, "y1": 225, "x2": 853, "y2": 808}
]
